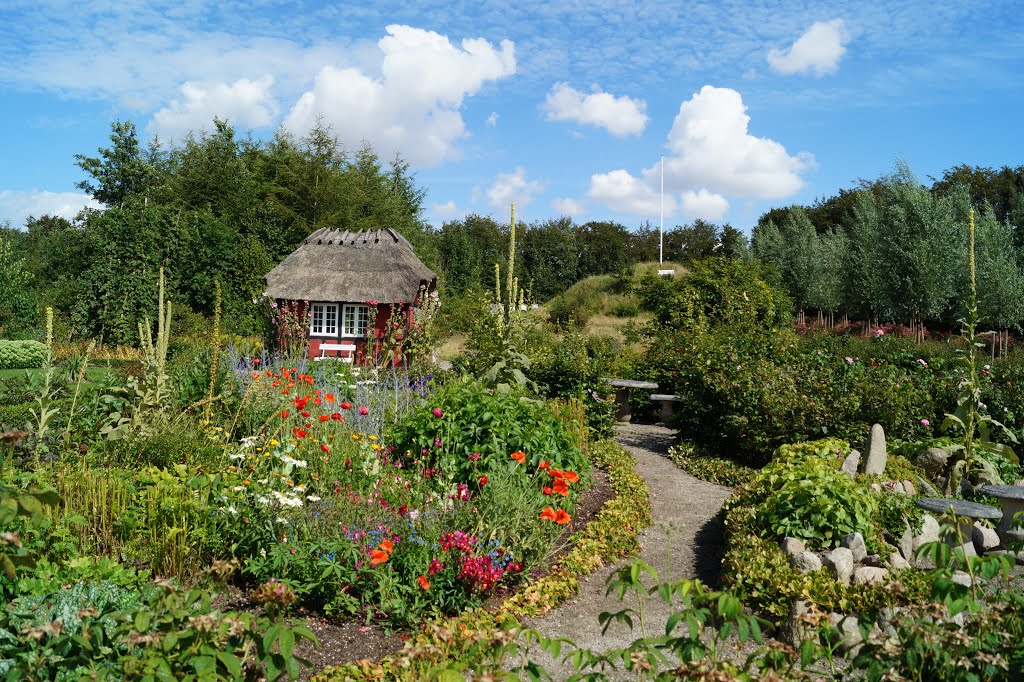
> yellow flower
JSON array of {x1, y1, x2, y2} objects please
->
[
  {"x1": 369, "y1": 435, "x2": 377, "y2": 442},
  {"x1": 243, "y1": 480, "x2": 251, "y2": 486},
  {"x1": 269, "y1": 439, "x2": 279, "y2": 446}
]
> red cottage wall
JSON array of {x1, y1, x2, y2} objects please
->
[{"x1": 304, "y1": 303, "x2": 413, "y2": 365}]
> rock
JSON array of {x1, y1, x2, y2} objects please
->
[
  {"x1": 863, "y1": 423, "x2": 888, "y2": 476},
  {"x1": 912, "y1": 514, "x2": 941, "y2": 554},
  {"x1": 883, "y1": 480, "x2": 906, "y2": 495},
  {"x1": 876, "y1": 607, "x2": 903, "y2": 639},
  {"x1": 898, "y1": 521, "x2": 914, "y2": 561},
  {"x1": 783, "y1": 599, "x2": 816, "y2": 646},
  {"x1": 841, "y1": 450, "x2": 861, "y2": 479},
  {"x1": 853, "y1": 566, "x2": 889, "y2": 585},
  {"x1": 780, "y1": 537, "x2": 806, "y2": 556},
  {"x1": 972, "y1": 524, "x2": 1000, "y2": 553},
  {"x1": 903, "y1": 479, "x2": 917, "y2": 497},
  {"x1": 870, "y1": 482, "x2": 882, "y2": 493},
  {"x1": 954, "y1": 541, "x2": 977, "y2": 561},
  {"x1": 842, "y1": 532, "x2": 868, "y2": 562},
  {"x1": 823, "y1": 547, "x2": 854, "y2": 585},
  {"x1": 917, "y1": 476, "x2": 939, "y2": 496},
  {"x1": 952, "y1": 570, "x2": 974, "y2": 587},
  {"x1": 827, "y1": 613, "x2": 864, "y2": 655},
  {"x1": 790, "y1": 551, "x2": 823, "y2": 574},
  {"x1": 862, "y1": 553, "x2": 884, "y2": 567},
  {"x1": 888, "y1": 551, "x2": 911, "y2": 570},
  {"x1": 915, "y1": 447, "x2": 950, "y2": 478},
  {"x1": 1006, "y1": 529, "x2": 1024, "y2": 548}
]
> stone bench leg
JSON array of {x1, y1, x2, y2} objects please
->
[
  {"x1": 996, "y1": 500, "x2": 1024, "y2": 543},
  {"x1": 614, "y1": 388, "x2": 632, "y2": 422},
  {"x1": 659, "y1": 400, "x2": 674, "y2": 422}
]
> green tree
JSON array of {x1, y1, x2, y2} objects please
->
[
  {"x1": 0, "y1": 235, "x2": 37, "y2": 333},
  {"x1": 74, "y1": 120, "x2": 156, "y2": 207},
  {"x1": 520, "y1": 217, "x2": 578, "y2": 301}
]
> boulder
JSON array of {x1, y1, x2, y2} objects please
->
[
  {"x1": 862, "y1": 553, "x2": 884, "y2": 567},
  {"x1": 916, "y1": 476, "x2": 939, "y2": 496},
  {"x1": 842, "y1": 532, "x2": 868, "y2": 562},
  {"x1": 790, "y1": 551, "x2": 823, "y2": 574},
  {"x1": 780, "y1": 537, "x2": 806, "y2": 556},
  {"x1": 912, "y1": 514, "x2": 941, "y2": 554},
  {"x1": 863, "y1": 423, "x2": 888, "y2": 476},
  {"x1": 823, "y1": 547, "x2": 854, "y2": 585},
  {"x1": 783, "y1": 600, "x2": 816, "y2": 646},
  {"x1": 952, "y1": 570, "x2": 974, "y2": 588},
  {"x1": 853, "y1": 566, "x2": 889, "y2": 585},
  {"x1": 888, "y1": 551, "x2": 911, "y2": 570},
  {"x1": 827, "y1": 613, "x2": 864, "y2": 656},
  {"x1": 840, "y1": 450, "x2": 861, "y2": 479},
  {"x1": 903, "y1": 479, "x2": 917, "y2": 497},
  {"x1": 915, "y1": 447, "x2": 950, "y2": 479},
  {"x1": 972, "y1": 524, "x2": 1000, "y2": 553}
]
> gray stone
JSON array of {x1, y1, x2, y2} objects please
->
[
  {"x1": 862, "y1": 553, "x2": 884, "y2": 567},
  {"x1": 842, "y1": 532, "x2": 868, "y2": 562},
  {"x1": 853, "y1": 566, "x2": 889, "y2": 585},
  {"x1": 840, "y1": 450, "x2": 861, "y2": 479},
  {"x1": 912, "y1": 514, "x2": 941, "y2": 554},
  {"x1": 888, "y1": 551, "x2": 911, "y2": 570},
  {"x1": 972, "y1": 523, "x2": 1000, "y2": 553},
  {"x1": 917, "y1": 476, "x2": 939, "y2": 497},
  {"x1": 783, "y1": 599, "x2": 816, "y2": 646},
  {"x1": 790, "y1": 550, "x2": 823, "y2": 574},
  {"x1": 903, "y1": 479, "x2": 917, "y2": 497},
  {"x1": 915, "y1": 447, "x2": 950, "y2": 479},
  {"x1": 954, "y1": 541, "x2": 977, "y2": 561},
  {"x1": 780, "y1": 537, "x2": 806, "y2": 556},
  {"x1": 864, "y1": 423, "x2": 888, "y2": 476},
  {"x1": 823, "y1": 547, "x2": 854, "y2": 585},
  {"x1": 827, "y1": 613, "x2": 864, "y2": 655},
  {"x1": 887, "y1": 480, "x2": 907, "y2": 495},
  {"x1": 876, "y1": 607, "x2": 903, "y2": 639},
  {"x1": 898, "y1": 521, "x2": 915, "y2": 561},
  {"x1": 951, "y1": 570, "x2": 974, "y2": 587}
]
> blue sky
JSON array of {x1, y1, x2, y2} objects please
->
[{"x1": 1, "y1": 0, "x2": 1023, "y2": 233}]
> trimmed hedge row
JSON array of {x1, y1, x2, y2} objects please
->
[
  {"x1": 0, "y1": 340, "x2": 47, "y2": 370},
  {"x1": 311, "y1": 437, "x2": 652, "y2": 681}
]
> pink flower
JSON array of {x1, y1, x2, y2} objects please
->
[
  {"x1": 917, "y1": 358, "x2": 928, "y2": 367},
  {"x1": 920, "y1": 418, "x2": 930, "y2": 427},
  {"x1": 359, "y1": 406, "x2": 369, "y2": 415},
  {"x1": 432, "y1": 407, "x2": 444, "y2": 418},
  {"x1": 874, "y1": 328, "x2": 885, "y2": 337},
  {"x1": 845, "y1": 356, "x2": 854, "y2": 364}
]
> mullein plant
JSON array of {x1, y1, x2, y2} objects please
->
[
  {"x1": 30, "y1": 308, "x2": 59, "y2": 460},
  {"x1": 942, "y1": 208, "x2": 1018, "y2": 493}
]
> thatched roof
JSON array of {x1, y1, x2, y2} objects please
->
[{"x1": 264, "y1": 228, "x2": 436, "y2": 304}]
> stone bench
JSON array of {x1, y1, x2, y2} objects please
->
[
  {"x1": 600, "y1": 378, "x2": 658, "y2": 423},
  {"x1": 978, "y1": 485, "x2": 1024, "y2": 546},
  {"x1": 649, "y1": 394, "x2": 679, "y2": 422},
  {"x1": 916, "y1": 497, "x2": 1002, "y2": 555}
]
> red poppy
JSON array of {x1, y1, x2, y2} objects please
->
[
  {"x1": 542, "y1": 486, "x2": 553, "y2": 496},
  {"x1": 313, "y1": 397, "x2": 323, "y2": 406},
  {"x1": 280, "y1": 410, "x2": 290, "y2": 418},
  {"x1": 341, "y1": 401, "x2": 352, "y2": 410},
  {"x1": 417, "y1": 575, "x2": 430, "y2": 590},
  {"x1": 300, "y1": 410, "x2": 310, "y2": 418},
  {"x1": 358, "y1": 406, "x2": 369, "y2": 415},
  {"x1": 561, "y1": 471, "x2": 580, "y2": 483},
  {"x1": 511, "y1": 451, "x2": 526, "y2": 464},
  {"x1": 252, "y1": 358, "x2": 260, "y2": 365},
  {"x1": 370, "y1": 550, "x2": 389, "y2": 566},
  {"x1": 538, "y1": 460, "x2": 550, "y2": 471},
  {"x1": 318, "y1": 415, "x2": 330, "y2": 422},
  {"x1": 540, "y1": 507, "x2": 557, "y2": 521},
  {"x1": 554, "y1": 510, "x2": 571, "y2": 525},
  {"x1": 478, "y1": 475, "x2": 488, "y2": 487},
  {"x1": 321, "y1": 444, "x2": 330, "y2": 453},
  {"x1": 552, "y1": 479, "x2": 569, "y2": 496},
  {"x1": 294, "y1": 396, "x2": 310, "y2": 410},
  {"x1": 292, "y1": 428, "x2": 307, "y2": 439},
  {"x1": 325, "y1": 393, "x2": 336, "y2": 403},
  {"x1": 331, "y1": 412, "x2": 343, "y2": 421}
]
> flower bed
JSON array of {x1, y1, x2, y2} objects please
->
[{"x1": 311, "y1": 437, "x2": 651, "y2": 681}]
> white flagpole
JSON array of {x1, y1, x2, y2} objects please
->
[{"x1": 659, "y1": 155, "x2": 664, "y2": 264}]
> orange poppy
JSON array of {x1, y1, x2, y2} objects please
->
[
  {"x1": 370, "y1": 550, "x2": 389, "y2": 566},
  {"x1": 511, "y1": 451, "x2": 526, "y2": 464},
  {"x1": 552, "y1": 479, "x2": 570, "y2": 496},
  {"x1": 561, "y1": 471, "x2": 580, "y2": 483},
  {"x1": 379, "y1": 539, "x2": 394, "y2": 553},
  {"x1": 542, "y1": 486, "x2": 554, "y2": 496},
  {"x1": 540, "y1": 507, "x2": 557, "y2": 521},
  {"x1": 416, "y1": 575, "x2": 430, "y2": 590},
  {"x1": 325, "y1": 393, "x2": 336, "y2": 403},
  {"x1": 538, "y1": 460, "x2": 550, "y2": 471},
  {"x1": 554, "y1": 510, "x2": 571, "y2": 525}
]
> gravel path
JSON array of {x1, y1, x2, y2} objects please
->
[{"x1": 517, "y1": 423, "x2": 735, "y2": 679}]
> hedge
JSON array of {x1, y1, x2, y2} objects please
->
[{"x1": 0, "y1": 340, "x2": 47, "y2": 370}]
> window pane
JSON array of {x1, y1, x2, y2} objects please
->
[
  {"x1": 325, "y1": 305, "x2": 337, "y2": 335},
  {"x1": 311, "y1": 304, "x2": 325, "y2": 335}
]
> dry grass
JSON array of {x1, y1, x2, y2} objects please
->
[
  {"x1": 435, "y1": 333, "x2": 468, "y2": 361},
  {"x1": 585, "y1": 313, "x2": 652, "y2": 342}
]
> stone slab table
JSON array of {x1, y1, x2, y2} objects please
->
[
  {"x1": 600, "y1": 378, "x2": 659, "y2": 423},
  {"x1": 978, "y1": 485, "x2": 1024, "y2": 545},
  {"x1": 916, "y1": 497, "x2": 1002, "y2": 554}
]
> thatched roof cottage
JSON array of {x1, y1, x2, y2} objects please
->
[{"x1": 264, "y1": 228, "x2": 436, "y2": 363}]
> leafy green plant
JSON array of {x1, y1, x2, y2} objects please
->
[
  {"x1": 0, "y1": 341, "x2": 47, "y2": 370},
  {"x1": 0, "y1": 479, "x2": 58, "y2": 580}
]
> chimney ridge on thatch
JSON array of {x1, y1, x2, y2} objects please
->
[{"x1": 265, "y1": 228, "x2": 436, "y2": 304}]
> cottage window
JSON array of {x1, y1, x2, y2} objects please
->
[
  {"x1": 342, "y1": 304, "x2": 370, "y2": 337},
  {"x1": 310, "y1": 303, "x2": 338, "y2": 336}
]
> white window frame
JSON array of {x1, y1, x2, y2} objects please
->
[
  {"x1": 310, "y1": 303, "x2": 339, "y2": 337},
  {"x1": 341, "y1": 304, "x2": 371, "y2": 338}
]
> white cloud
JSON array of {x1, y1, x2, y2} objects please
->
[
  {"x1": 486, "y1": 112, "x2": 499, "y2": 127},
  {"x1": 587, "y1": 170, "x2": 675, "y2": 216},
  {"x1": 551, "y1": 197, "x2": 585, "y2": 216},
  {"x1": 542, "y1": 82, "x2": 648, "y2": 136},
  {"x1": 150, "y1": 76, "x2": 278, "y2": 139},
  {"x1": 587, "y1": 85, "x2": 811, "y2": 218},
  {"x1": 680, "y1": 189, "x2": 729, "y2": 220},
  {"x1": 486, "y1": 167, "x2": 543, "y2": 209},
  {"x1": 0, "y1": 190, "x2": 101, "y2": 228},
  {"x1": 284, "y1": 25, "x2": 515, "y2": 166},
  {"x1": 767, "y1": 19, "x2": 849, "y2": 76},
  {"x1": 654, "y1": 85, "x2": 813, "y2": 199},
  {"x1": 431, "y1": 200, "x2": 460, "y2": 217}
]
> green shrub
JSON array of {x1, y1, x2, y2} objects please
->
[
  {"x1": 667, "y1": 442, "x2": 755, "y2": 487},
  {"x1": 0, "y1": 340, "x2": 47, "y2": 370}
]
